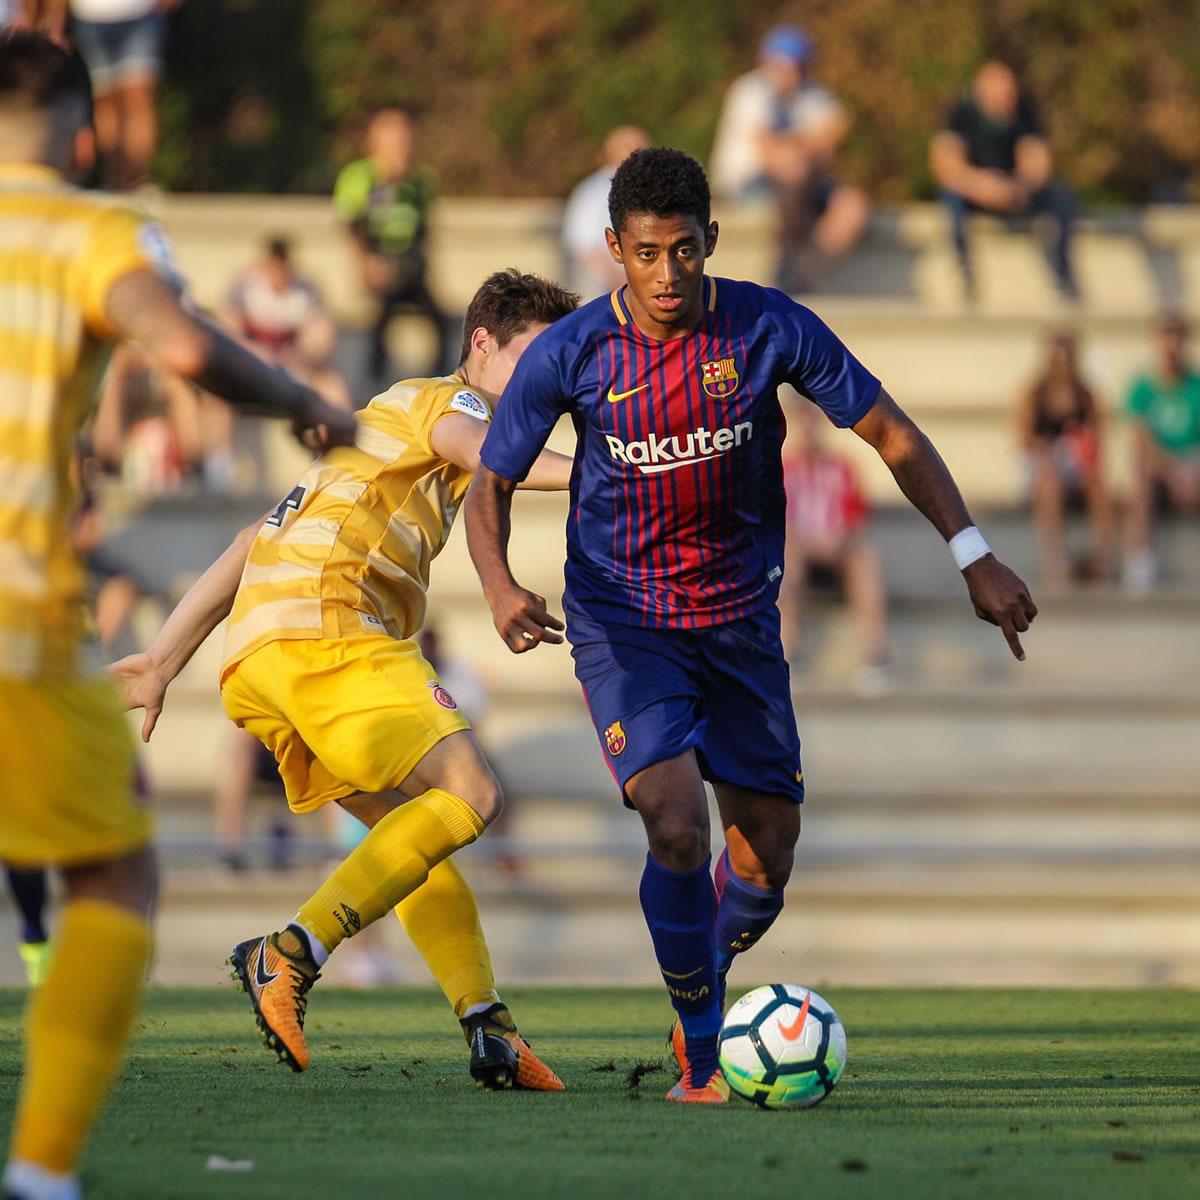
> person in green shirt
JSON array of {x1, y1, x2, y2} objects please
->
[
  {"x1": 1123, "y1": 314, "x2": 1200, "y2": 591},
  {"x1": 333, "y1": 107, "x2": 448, "y2": 381}
]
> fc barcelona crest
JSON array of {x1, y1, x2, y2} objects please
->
[
  {"x1": 604, "y1": 720, "x2": 627, "y2": 756},
  {"x1": 701, "y1": 357, "x2": 739, "y2": 398}
]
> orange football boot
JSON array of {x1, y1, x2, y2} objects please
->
[
  {"x1": 228, "y1": 927, "x2": 319, "y2": 1072},
  {"x1": 666, "y1": 1065, "x2": 729, "y2": 1103},
  {"x1": 668, "y1": 1019, "x2": 689, "y2": 1077},
  {"x1": 460, "y1": 1003, "x2": 565, "y2": 1091}
]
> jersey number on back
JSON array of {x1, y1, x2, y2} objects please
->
[{"x1": 266, "y1": 484, "x2": 308, "y2": 527}]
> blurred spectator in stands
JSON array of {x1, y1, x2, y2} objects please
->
[
  {"x1": 2, "y1": 2, "x2": 60, "y2": 33},
  {"x1": 1123, "y1": 314, "x2": 1200, "y2": 593},
  {"x1": 90, "y1": 344, "x2": 202, "y2": 493},
  {"x1": 1017, "y1": 329, "x2": 1111, "y2": 587},
  {"x1": 334, "y1": 107, "x2": 446, "y2": 383},
  {"x1": 212, "y1": 730, "x2": 296, "y2": 874},
  {"x1": 0, "y1": 2, "x2": 28, "y2": 29},
  {"x1": 66, "y1": 0, "x2": 181, "y2": 190},
  {"x1": 562, "y1": 124, "x2": 651, "y2": 298},
  {"x1": 930, "y1": 60, "x2": 1078, "y2": 303},
  {"x1": 779, "y1": 400, "x2": 890, "y2": 693},
  {"x1": 72, "y1": 451, "x2": 151, "y2": 652},
  {"x1": 225, "y1": 235, "x2": 351, "y2": 411},
  {"x1": 710, "y1": 24, "x2": 868, "y2": 294}
]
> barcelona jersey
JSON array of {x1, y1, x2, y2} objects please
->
[{"x1": 480, "y1": 276, "x2": 881, "y2": 629}]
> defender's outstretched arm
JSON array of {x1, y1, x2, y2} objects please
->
[
  {"x1": 104, "y1": 270, "x2": 357, "y2": 453},
  {"x1": 109, "y1": 518, "x2": 265, "y2": 740},
  {"x1": 852, "y1": 389, "x2": 1038, "y2": 660}
]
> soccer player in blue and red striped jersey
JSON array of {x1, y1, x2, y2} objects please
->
[{"x1": 465, "y1": 148, "x2": 1037, "y2": 1102}]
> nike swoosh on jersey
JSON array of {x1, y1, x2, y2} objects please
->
[
  {"x1": 777, "y1": 991, "x2": 812, "y2": 1041},
  {"x1": 607, "y1": 384, "x2": 649, "y2": 404},
  {"x1": 254, "y1": 938, "x2": 279, "y2": 988}
]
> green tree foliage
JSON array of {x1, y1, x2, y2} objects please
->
[{"x1": 155, "y1": 0, "x2": 1200, "y2": 202}]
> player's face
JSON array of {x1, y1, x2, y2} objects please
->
[{"x1": 606, "y1": 212, "x2": 718, "y2": 339}]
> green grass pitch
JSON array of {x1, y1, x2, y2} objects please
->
[{"x1": 1, "y1": 988, "x2": 1197, "y2": 1199}]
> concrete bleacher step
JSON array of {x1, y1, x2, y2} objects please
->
[
  {"x1": 104, "y1": 488, "x2": 1200, "y2": 605},
  {"x1": 147, "y1": 193, "x2": 1200, "y2": 321},
  {"x1": 147, "y1": 579, "x2": 1200, "y2": 704},
  {"x1": 135, "y1": 679, "x2": 1200, "y2": 802}
]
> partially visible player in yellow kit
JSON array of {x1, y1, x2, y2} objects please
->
[
  {"x1": 114, "y1": 268, "x2": 579, "y2": 1090},
  {"x1": 0, "y1": 32, "x2": 357, "y2": 1200}
]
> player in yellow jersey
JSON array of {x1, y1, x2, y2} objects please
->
[
  {"x1": 0, "y1": 33, "x2": 356, "y2": 1200},
  {"x1": 113, "y1": 267, "x2": 579, "y2": 1090}
]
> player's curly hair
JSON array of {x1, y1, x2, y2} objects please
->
[
  {"x1": 607, "y1": 147, "x2": 710, "y2": 236},
  {"x1": 458, "y1": 268, "x2": 580, "y2": 364}
]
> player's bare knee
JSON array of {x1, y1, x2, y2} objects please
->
[
  {"x1": 463, "y1": 772, "x2": 504, "y2": 827},
  {"x1": 63, "y1": 843, "x2": 158, "y2": 917}
]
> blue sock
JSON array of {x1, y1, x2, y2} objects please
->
[
  {"x1": 5, "y1": 867, "x2": 48, "y2": 944},
  {"x1": 638, "y1": 853, "x2": 721, "y2": 1081},
  {"x1": 713, "y1": 849, "x2": 785, "y2": 987}
]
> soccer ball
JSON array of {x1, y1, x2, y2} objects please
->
[{"x1": 718, "y1": 984, "x2": 847, "y2": 1109}]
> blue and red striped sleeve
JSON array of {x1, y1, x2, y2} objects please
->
[
  {"x1": 479, "y1": 336, "x2": 569, "y2": 483},
  {"x1": 769, "y1": 290, "x2": 881, "y2": 428}
]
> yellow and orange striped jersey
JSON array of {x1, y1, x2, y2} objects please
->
[
  {"x1": 221, "y1": 376, "x2": 492, "y2": 675},
  {"x1": 0, "y1": 164, "x2": 163, "y2": 679}
]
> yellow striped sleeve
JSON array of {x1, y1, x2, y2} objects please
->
[{"x1": 77, "y1": 206, "x2": 156, "y2": 340}]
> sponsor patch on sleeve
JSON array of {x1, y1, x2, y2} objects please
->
[
  {"x1": 448, "y1": 389, "x2": 491, "y2": 422},
  {"x1": 137, "y1": 224, "x2": 187, "y2": 300}
]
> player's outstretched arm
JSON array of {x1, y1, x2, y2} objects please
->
[
  {"x1": 104, "y1": 269, "x2": 357, "y2": 453},
  {"x1": 853, "y1": 389, "x2": 1038, "y2": 660},
  {"x1": 464, "y1": 466, "x2": 565, "y2": 653},
  {"x1": 431, "y1": 414, "x2": 573, "y2": 490},
  {"x1": 109, "y1": 517, "x2": 266, "y2": 740}
]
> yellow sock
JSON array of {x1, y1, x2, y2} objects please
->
[
  {"x1": 297, "y1": 788, "x2": 484, "y2": 955},
  {"x1": 11, "y1": 900, "x2": 150, "y2": 1174},
  {"x1": 394, "y1": 859, "x2": 499, "y2": 1017}
]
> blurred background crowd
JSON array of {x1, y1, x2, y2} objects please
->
[{"x1": 2, "y1": 0, "x2": 1197, "y2": 991}]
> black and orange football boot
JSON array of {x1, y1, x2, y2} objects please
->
[
  {"x1": 228, "y1": 925, "x2": 320, "y2": 1072},
  {"x1": 460, "y1": 1003, "x2": 565, "y2": 1092}
]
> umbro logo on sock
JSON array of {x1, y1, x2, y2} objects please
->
[{"x1": 333, "y1": 904, "x2": 361, "y2": 937}]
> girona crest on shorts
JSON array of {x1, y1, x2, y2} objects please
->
[
  {"x1": 427, "y1": 680, "x2": 458, "y2": 710},
  {"x1": 701, "y1": 357, "x2": 739, "y2": 398},
  {"x1": 604, "y1": 720, "x2": 627, "y2": 756}
]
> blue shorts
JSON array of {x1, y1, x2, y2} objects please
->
[
  {"x1": 569, "y1": 607, "x2": 804, "y2": 806},
  {"x1": 73, "y1": 13, "x2": 165, "y2": 92}
]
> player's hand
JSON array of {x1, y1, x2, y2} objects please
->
[
  {"x1": 486, "y1": 583, "x2": 565, "y2": 653},
  {"x1": 108, "y1": 652, "x2": 169, "y2": 742},
  {"x1": 963, "y1": 555, "x2": 1038, "y2": 661},
  {"x1": 292, "y1": 397, "x2": 357, "y2": 453}
]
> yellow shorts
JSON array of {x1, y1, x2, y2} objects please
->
[
  {"x1": 0, "y1": 674, "x2": 150, "y2": 868},
  {"x1": 220, "y1": 636, "x2": 471, "y2": 814}
]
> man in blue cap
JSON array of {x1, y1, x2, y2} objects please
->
[{"x1": 710, "y1": 24, "x2": 869, "y2": 293}]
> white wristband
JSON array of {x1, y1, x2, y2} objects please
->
[{"x1": 948, "y1": 525, "x2": 990, "y2": 571}]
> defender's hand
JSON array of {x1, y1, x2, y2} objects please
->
[
  {"x1": 963, "y1": 555, "x2": 1038, "y2": 661},
  {"x1": 293, "y1": 398, "x2": 357, "y2": 453},
  {"x1": 108, "y1": 653, "x2": 169, "y2": 742},
  {"x1": 486, "y1": 584, "x2": 565, "y2": 653}
]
